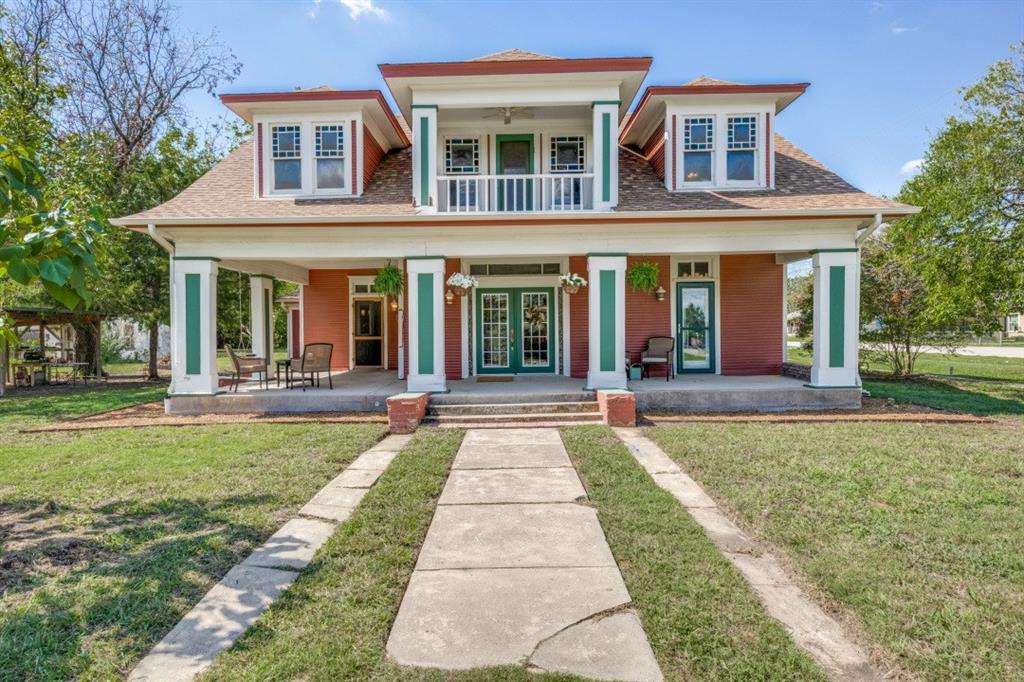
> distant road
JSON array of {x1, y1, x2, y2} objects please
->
[{"x1": 787, "y1": 342, "x2": 1024, "y2": 359}]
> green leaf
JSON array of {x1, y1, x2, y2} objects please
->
[
  {"x1": 7, "y1": 258, "x2": 37, "y2": 285},
  {"x1": 0, "y1": 245, "x2": 28, "y2": 261},
  {"x1": 39, "y1": 256, "x2": 74, "y2": 285},
  {"x1": 42, "y1": 279, "x2": 82, "y2": 310}
]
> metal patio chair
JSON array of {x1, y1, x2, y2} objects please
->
[
  {"x1": 225, "y1": 346, "x2": 269, "y2": 392},
  {"x1": 288, "y1": 342, "x2": 334, "y2": 391},
  {"x1": 640, "y1": 336, "x2": 675, "y2": 381}
]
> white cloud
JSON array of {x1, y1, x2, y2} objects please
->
[
  {"x1": 869, "y1": 1, "x2": 884, "y2": 14},
  {"x1": 900, "y1": 158, "x2": 924, "y2": 175},
  {"x1": 339, "y1": 0, "x2": 387, "y2": 20},
  {"x1": 890, "y1": 22, "x2": 918, "y2": 34}
]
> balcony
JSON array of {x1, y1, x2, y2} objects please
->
[{"x1": 436, "y1": 173, "x2": 595, "y2": 213}]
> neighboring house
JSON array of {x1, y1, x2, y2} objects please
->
[
  {"x1": 104, "y1": 318, "x2": 171, "y2": 362},
  {"x1": 111, "y1": 49, "x2": 918, "y2": 413},
  {"x1": 1005, "y1": 312, "x2": 1021, "y2": 337}
]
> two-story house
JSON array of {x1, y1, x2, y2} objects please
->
[{"x1": 112, "y1": 49, "x2": 918, "y2": 415}]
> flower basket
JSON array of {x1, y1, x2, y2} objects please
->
[
  {"x1": 562, "y1": 284, "x2": 580, "y2": 295},
  {"x1": 446, "y1": 272, "x2": 478, "y2": 295},
  {"x1": 451, "y1": 285, "x2": 470, "y2": 296},
  {"x1": 559, "y1": 272, "x2": 587, "y2": 294}
]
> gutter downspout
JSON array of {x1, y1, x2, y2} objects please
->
[
  {"x1": 148, "y1": 224, "x2": 176, "y2": 394},
  {"x1": 852, "y1": 213, "x2": 881, "y2": 389}
]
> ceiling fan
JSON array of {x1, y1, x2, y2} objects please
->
[{"x1": 482, "y1": 106, "x2": 535, "y2": 125}]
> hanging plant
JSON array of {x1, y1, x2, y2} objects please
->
[
  {"x1": 559, "y1": 272, "x2": 588, "y2": 295},
  {"x1": 446, "y1": 272, "x2": 478, "y2": 295},
  {"x1": 627, "y1": 261, "x2": 660, "y2": 293},
  {"x1": 373, "y1": 263, "x2": 404, "y2": 297}
]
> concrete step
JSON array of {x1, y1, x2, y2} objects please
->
[
  {"x1": 426, "y1": 420, "x2": 599, "y2": 429},
  {"x1": 426, "y1": 401, "x2": 599, "y2": 416},
  {"x1": 430, "y1": 391, "x2": 593, "y2": 406},
  {"x1": 422, "y1": 411, "x2": 603, "y2": 426}
]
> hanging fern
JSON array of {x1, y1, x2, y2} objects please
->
[
  {"x1": 373, "y1": 263, "x2": 404, "y2": 296},
  {"x1": 627, "y1": 261, "x2": 660, "y2": 293}
]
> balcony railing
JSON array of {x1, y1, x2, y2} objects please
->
[{"x1": 437, "y1": 174, "x2": 594, "y2": 213}]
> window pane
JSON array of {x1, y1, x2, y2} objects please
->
[
  {"x1": 550, "y1": 136, "x2": 585, "y2": 172},
  {"x1": 272, "y1": 125, "x2": 301, "y2": 158},
  {"x1": 316, "y1": 124, "x2": 343, "y2": 158},
  {"x1": 684, "y1": 152, "x2": 712, "y2": 182},
  {"x1": 678, "y1": 262, "x2": 692, "y2": 277},
  {"x1": 446, "y1": 138, "x2": 479, "y2": 174},
  {"x1": 727, "y1": 116, "x2": 757, "y2": 150},
  {"x1": 684, "y1": 117, "x2": 713, "y2": 151},
  {"x1": 317, "y1": 158, "x2": 345, "y2": 189},
  {"x1": 469, "y1": 264, "x2": 487, "y2": 275},
  {"x1": 274, "y1": 159, "x2": 301, "y2": 190},
  {"x1": 727, "y1": 150, "x2": 755, "y2": 181},
  {"x1": 694, "y1": 261, "x2": 710, "y2": 276}
]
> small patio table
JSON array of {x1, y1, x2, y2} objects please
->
[{"x1": 276, "y1": 358, "x2": 294, "y2": 388}]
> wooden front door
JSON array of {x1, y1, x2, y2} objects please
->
[
  {"x1": 352, "y1": 299, "x2": 383, "y2": 367},
  {"x1": 495, "y1": 134, "x2": 534, "y2": 211}
]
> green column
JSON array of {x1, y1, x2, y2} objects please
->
[
  {"x1": 829, "y1": 265, "x2": 845, "y2": 368},
  {"x1": 599, "y1": 270, "x2": 616, "y2": 371},
  {"x1": 185, "y1": 273, "x2": 201, "y2": 375},
  {"x1": 419, "y1": 116, "x2": 429, "y2": 206},
  {"x1": 417, "y1": 272, "x2": 434, "y2": 374}
]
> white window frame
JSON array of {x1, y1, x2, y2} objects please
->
[
  {"x1": 723, "y1": 114, "x2": 760, "y2": 188},
  {"x1": 313, "y1": 122, "x2": 349, "y2": 194},
  {"x1": 670, "y1": 108, "x2": 769, "y2": 192},
  {"x1": 269, "y1": 124, "x2": 304, "y2": 196},
  {"x1": 444, "y1": 137, "x2": 481, "y2": 175},
  {"x1": 549, "y1": 135, "x2": 587, "y2": 173},
  {"x1": 261, "y1": 115, "x2": 357, "y2": 198},
  {"x1": 681, "y1": 116, "x2": 716, "y2": 188}
]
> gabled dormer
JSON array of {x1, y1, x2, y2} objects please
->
[
  {"x1": 620, "y1": 77, "x2": 808, "y2": 192},
  {"x1": 220, "y1": 88, "x2": 409, "y2": 199}
]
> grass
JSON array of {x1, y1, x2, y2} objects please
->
[
  {"x1": 105, "y1": 350, "x2": 291, "y2": 377},
  {"x1": 648, "y1": 420, "x2": 1024, "y2": 681},
  {"x1": 0, "y1": 382, "x2": 168, "y2": 428},
  {"x1": 0, "y1": 387, "x2": 387, "y2": 681},
  {"x1": 202, "y1": 429, "x2": 575, "y2": 681},
  {"x1": 561, "y1": 425, "x2": 826, "y2": 681},
  {"x1": 865, "y1": 377, "x2": 1024, "y2": 417},
  {"x1": 787, "y1": 346, "x2": 1024, "y2": 382}
]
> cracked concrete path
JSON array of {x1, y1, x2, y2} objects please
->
[
  {"x1": 386, "y1": 428, "x2": 662, "y2": 681},
  {"x1": 614, "y1": 427, "x2": 883, "y2": 682}
]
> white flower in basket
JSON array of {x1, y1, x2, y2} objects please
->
[
  {"x1": 446, "y1": 272, "x2": 478, "y2": 294},
  {"x1": 559, "y1": 272, "x2": 588, "y2": 294}
]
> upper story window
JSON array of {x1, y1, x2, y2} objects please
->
[
  {"x1": 727, "y1": 116, "x2": 757, "y2": 182},
  {"x1": 445, "y1": 138, "x2": 479, "y2": 174},
  {"x1": 550, "y1": 136, "x2": 585, "y2": 172},
  {"x1": 315, "y1": 124, "x2": 345, "y2": 189},
  {"x1": 682, "y1": 117, "x2": 713, "y2": 184},
  {"x1": 271, "y1": 125, "x2": 302, "y2": 191}
]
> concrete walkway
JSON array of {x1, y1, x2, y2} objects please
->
[
  {"x1": 614, "y1": 428, "x2": 882, "y2": 682},
  {"x1": 387, "y1": 428, "x2": 662, "y2": 681},
  {"x1": 128, "y1": 434, "x2": 411, "y2": 682}
]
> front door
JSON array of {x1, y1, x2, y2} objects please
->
[
  {"x1": 676, "y1": 282, "x2": 715, "y2": 373},
  {"x1": 353, "y1": 299, "x2": 383, "y2": 367},
  {"x1": 476, "y1": 287, "x2": 555, "y2": 373},
  {"x1": 496, "y1": 134, "x2": 534, "y2": 211}
]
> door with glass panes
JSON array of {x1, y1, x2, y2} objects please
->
[
  {"x1": 475, "y1": 288, "x2": 555, "y2": 373},
  {"x1": 676, "y1": 282, "x2": 715, "y2": 373}
]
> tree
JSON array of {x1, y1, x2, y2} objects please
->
[{"x1": 891, "y1": 42, "x2": 1024, "y2": 330}]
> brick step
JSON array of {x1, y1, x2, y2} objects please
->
[
  {"x1": 426, "y1": 401, "x2": 599, "y2": 416},
  {"x1": 421, "y1": 411, "x2": 603, "y2": 426}
]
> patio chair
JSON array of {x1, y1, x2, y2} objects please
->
[
  {"x1": 225, "y1": 346, "x2": 269, "y2": 392},
  {"x1": 288, "y1": 343, "x2": 333, "y2": 391},
  {"x1": 640, "y1": 336, "x2": 675, "y2": 381}
]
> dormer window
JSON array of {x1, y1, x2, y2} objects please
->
[
  {"x1": 271, "y1": 125, "x2": 301, "y2": 191},
  {"x1": 683, "y1": 117, "x2": 713, "y2": 184},
  {"x1": 315, "y1": 124, "x2": 345, "y2": 190},
  {"x1": 726, "y1": 116, "x2": 757, "y2": 181}
]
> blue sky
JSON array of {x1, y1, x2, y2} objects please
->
[{"x1": 177, "y1": 0, "x2": 1022, "y2": 199}]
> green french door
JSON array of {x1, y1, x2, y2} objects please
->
[
  {"x1": 495, "y1": 134, "x2": 534, "y2": 211},
  {"x1": 475, "y1": 287, "x2": 555, "y2": 374},
  {"x1": 676, "y1": 282, "x2": 716, "y2": 373}
]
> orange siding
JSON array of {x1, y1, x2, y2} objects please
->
[
  {"x1": 568, "y1": 255, "x2": 589, "y2": 379},
  {"x1": 444, "y1": 258, "x2": 463, "y2": 379},
  {"x1": 362, "y1": 124, "x2": 386, "y2": 189},
  {"x1": 625, "y1": 255, "x2": 672, "y2": 373},
  {"x1": 719, "y1": 254, "x2": 784, "y2": 375},
  {"x1": 303, "y1": 270, "x2": 348, "y2": 370}
]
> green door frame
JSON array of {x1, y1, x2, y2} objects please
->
[
  {"x1": 475, "y1": 286, "x2": 555, "y2": 374},
  {"x1": 676, "y1": 281, "x2": 716, "y2": 373},
  {"x1": 495, "y1": 134, "x2": 534, "y2": 211}
]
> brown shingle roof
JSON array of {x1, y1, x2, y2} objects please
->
[
  {"x1": 682, "y1": 75, "x2": 741, "y2": 87},
  {"x1": 119, "y1": 134, "x2": 909, "y2": 223},
  {"x1": 617, "y1": 134, "x2": 910, "y2": 212},
  {"x1": 471, "y1": 49, "x2": 560, "y2": 62}
]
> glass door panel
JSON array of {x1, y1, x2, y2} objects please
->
[
  {"x1": 520, "y1": 291, "x2": 550, "y2": 370},
  {"x1": 677, "y1": 283, "x2": 715, "y2": 372},
  {"x1": 353, "y1": 299, "x2": 383, "y2": 367},
  {"x1": 480, "y1": 291, "x2": 511, "y2": 371}
]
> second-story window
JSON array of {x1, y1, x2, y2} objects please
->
[
  {"x1": 550, "y1": 136, "x2": 585, "y2": 172},
  {"x1": 315, "y1": 124, "x2": 345, "y2": 190},
  {"x1": 727, "y1": 115, "x2": 757, "y2": 182},
  {"x1": 683, "y1": 117, "x2": 713, "y2": 184},
  {"x1": 445, "y1": 138, "x2": 479, "y2": 210},
  {"x1": 271, "y1": 125, "x2": 301, "y2": 191}
]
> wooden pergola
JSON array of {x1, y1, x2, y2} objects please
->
[{"x1": 1, "y1": 306, "x2": 108, "y2": 387}]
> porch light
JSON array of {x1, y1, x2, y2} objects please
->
[
  {"x1": 390, "y1": 298, "x2": 399, "y2": 312},
  {"x1": 445, "y1": 289, "x2": 455, "y2": 305},
  {"x1": 655, "y1": 286, "x2": 666, "y2": 302}
]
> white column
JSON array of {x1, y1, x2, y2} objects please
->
[
  {"x1": 249, "y1": 275, "x2": 275, "y2": 378},
  {"x1": 586, "y1": 254, "x2": 627, "y2": 389},
  {"x1": 171, "y1": 258, "x2": 219, "y2": 395},
  {"x1": 411, "y1": 105, "x2": 438, "y2": 211},
  {"x1": 809, "y1": 250, "x2": 859, "y2": 388},
  {"x1": 406, "y1": 257, "x2": 446, "y2": 392},
  {"x1": 592, "y1": 101, "x2": 620, "y2": 211}
]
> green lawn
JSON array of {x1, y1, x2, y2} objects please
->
[
  {"x1": 562, "y1": 425, "x2": 825, "y2": 681},
  {"x1": 0, "y1": 388, "x2": 387, "y2": 681},
  {"x1": 648, "y1": 420, "x2": 1024, "y2": 681},
  {"x1": 865, "y1": 377, "x2": 1024, "y2": 417},
  {"x1": 787, "y1": 346, "x2": 1024, "y2": 382},
  {"x1": 0, "y1": 383, "x2": 168, "y2": 428},
  {"x1": 105, "y1": 349, "x2": 290, "y2": 377}
]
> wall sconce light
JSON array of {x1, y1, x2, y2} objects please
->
[
  {"x1": 655, "y1": 286, "x2": 666, "y2": 302},
  {"x1": 445, "y1": 290, "x2": 455, "y2": 305},
  {"x1": 390, "y1": 298, "x2": 399, "y2": 312}
]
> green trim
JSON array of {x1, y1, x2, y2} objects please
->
[
  {"x1": 809, "y1": 248, "x2": 858, "y2": 254},
  {"x1": 592, "y1": 100, "x2": 621, "y2": 106},
  {"x1": 405, "y1": 255, "x2": 445, "y2": 260},
  {"x1": 185, "y1": 274, "x2": 201, "y2": 375},
  {"x1": 173, "y1": 256, "x2": 221, "y2": 262},
  {"x1": 495, "y1": 134, "x2": 535, "y2": 211},
  {"x1": 263, "y1": 288, "x2": 271, "y2": 357},
  {"x1": 599, "y1": 270, "x2": 616, "y2": 372},
  {"x1": 417, "y1": 272, "x2": 434, "y2": 374},
  {"x1": 474, "y1": 287, "x2": 556, "y2": 374},
  {"x1": 828, "y1": 265, "x2": 846, "y2": 367},
  {"x1": 411, "y1": 104, "x2": 438, "y2": 109},
  {"x1": 601, "y1": 112, "x2": 612, "y2": 202},
  {"x1": 586, "y1": 252, "x2": 628, "y2": 257},
  {"x1": 676, "y1": 281, "x2": 716, "y2": 374},
  {"x1": 419, "y1": 116, "x2": 430, "y2": 206},
  {"x1": 803, "y1": 383, "x2": 861, "y2": 390}
]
